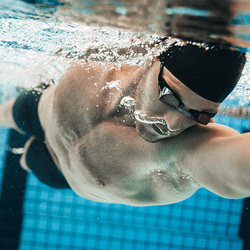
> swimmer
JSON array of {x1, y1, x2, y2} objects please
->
[{"x1": 0, "y1": 42, "x2": 248, "y2": 205}]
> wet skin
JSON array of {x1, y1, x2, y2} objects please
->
[{"x1": 31, "y1": 58, "x2": 250, "y2": 205}]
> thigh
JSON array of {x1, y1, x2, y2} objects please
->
[
  {"x1": 25, "y1": 137, "x2": 70, "y2": 189},
  {"x1": 12, "y1": 84, "x2": 50, "y2": 140}
]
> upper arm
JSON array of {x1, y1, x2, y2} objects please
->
[{"x1": 194, "y1": 132, "x2": 250, "y2": 199}]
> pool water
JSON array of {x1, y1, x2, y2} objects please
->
[
  {"x1": 0, "y1": 0, "x2": 250, "y2": 249},
  {"x1": 1, "y1": 0, "x2": 250, "y2": 107},
  {"x1": 2, "y1": 0, "x2": 250, "y2": 47}
]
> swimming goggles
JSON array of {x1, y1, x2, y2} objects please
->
[{"x1": 158, "y1": 64, "x2": 216, "y2": 125}]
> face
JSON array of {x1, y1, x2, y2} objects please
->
[{"x1": 134, "y1": 59, "x2": 221, "y2": 142}]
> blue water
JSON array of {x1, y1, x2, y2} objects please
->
[{"x1": 0, "y1": 0, "x2": 250, "y2": 249}]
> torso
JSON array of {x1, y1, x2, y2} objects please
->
[{"x1": 38, "y1": 61, "x2": 240, "y2": 206}]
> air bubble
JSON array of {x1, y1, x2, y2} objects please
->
[{"x1": 120, "y1": 96, "x2": 136, "y2": 107}]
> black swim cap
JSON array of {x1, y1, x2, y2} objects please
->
[{"x1": 158, "y1": 43, "x2": 246, "y2": 103}]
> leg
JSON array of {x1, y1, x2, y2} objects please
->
[
  {"x1": 8, "y1": 85, "x2": 70, "y2": 189},
  {"x1": 12, "y1": 83, "x2": 50, "y2": 140},
  {"x1": 0, "y1": 98, "x2": 24, "y2": 133},
  {"x1": 22, "y1": 137, "x2": 70, "y2": 189}
]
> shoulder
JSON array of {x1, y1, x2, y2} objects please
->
[
  {"x1": 38, "y1": 84, "x2": 57, "y2": 131},
  {"x1": 53, "y1": 61, "x2": 140, "y2": 109}
]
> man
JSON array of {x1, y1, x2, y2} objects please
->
[{"x1": 0, "y1": 42, "x2": 247, "y2": 205}]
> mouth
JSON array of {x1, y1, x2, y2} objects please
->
[
  {"x1": 134, "y1": 110, "x2": 167, "y2": 126},
  {"x1": 135, "y1": 122, "x2": 173, "y2": 143},
  {"x1": 133, "y1": 110, "x2": 174, "y2": 140},
  {"x1": 152, "y1": 124, "x2": 172, "y2": 137}
]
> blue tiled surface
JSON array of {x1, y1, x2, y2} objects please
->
[
  {"x1": 0, "y1": 117, "x2": 249, "y2": 249},
  {"x1": 0, "y1": 127, "x2": 9, "y2": 194}
]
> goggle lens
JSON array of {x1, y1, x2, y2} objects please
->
[
  {"x1": 159, "y1": 90, "x2": 180, "y2": 108},
  {"x1": 190, "y1": 112, "x2": 211, "y2": 125},
  {"x1": 158, "y1": 64, "x2": 216, "y2": 125}
]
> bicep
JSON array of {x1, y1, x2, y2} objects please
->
[{"x1": 195, "y1": 133, "x2": 250, "y2": 199}]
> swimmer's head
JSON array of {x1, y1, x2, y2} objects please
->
[
  {"x1": 133, "y1": 42, "x2": 246, "y2": 142},
  {"x1": 157, "y1": 42, "x2": 246, "y2": 103}
]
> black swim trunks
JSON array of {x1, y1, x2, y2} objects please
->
[{"x1": 13, "y1": 83, "x2": 70, "y2": 189}]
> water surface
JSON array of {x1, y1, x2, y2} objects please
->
[{"x1": 1, "y1": 0, "x2": 250, "y2": 106}]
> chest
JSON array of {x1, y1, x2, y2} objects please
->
[{"x1": 62, "y1": 123, "x2": 196, "y2": 205}]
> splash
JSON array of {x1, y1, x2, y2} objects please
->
[
  {"x1": 101, "y1": 80, "x2": 122, "y2": 93},
  {"x1": 0, "y1": 18, "x2": 161, "y2": 103},
  {"x1": 134, "y1": 110, "x2": 167, "y2": 126},
  {"x1": 0, "y1": 0, "x2": 250, "y2": 107}
]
